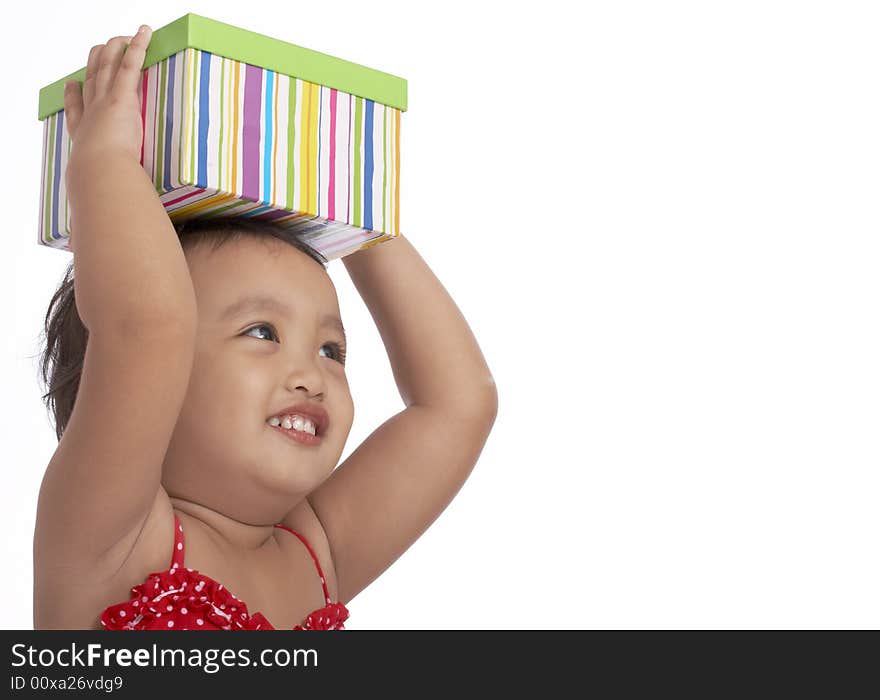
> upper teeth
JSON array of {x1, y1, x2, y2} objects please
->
[{"x1": 267, "y1": 414, "x2": 317, "y2": 435}]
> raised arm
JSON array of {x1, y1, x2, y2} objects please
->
[
  {"x1": 66, "y1": 152, "x2": 197, "y2": 332},
  {"x1": 35, "y1": 28, "x2": 196, "y2": 603},
  {"x1": 303, "y1": 234, "x2": 498, "y2": 604},
  {"x1": 64, "y1": 29, "x2": 197, "y2": 332}
]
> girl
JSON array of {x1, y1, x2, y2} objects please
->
[{"x1": 33, "y1": 25, "x2": 497, "y2": 630}]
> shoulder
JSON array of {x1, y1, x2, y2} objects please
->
[
  {"x1": 34, "y1": 486, "x2": 176, "y2": 629},
  {"x1": 278, "y1": 498, "x2": 340, "y2": 602}
]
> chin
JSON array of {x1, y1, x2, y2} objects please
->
[{"x1": 253, "y1": 455, "x2": 325, "y2": 495}]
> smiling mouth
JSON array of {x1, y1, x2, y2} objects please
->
[{"x1": 268, "y1": 423, "x2": 323, "y2": 447}]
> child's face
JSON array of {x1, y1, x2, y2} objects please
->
[{"x1": 162, "y1": 235, "x2": 354, "y2": 521}]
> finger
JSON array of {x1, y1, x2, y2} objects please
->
[
  {"x1": 63, "y1": 81, "x2": 83, "y2": 140},
  {"x1": 113, "y1": 25, "x2": 152, "y2": 97},
  {"x1": 94, "y1": 36, "x2": 132, "y2": 100},
  {"x1": 82, "y1": 44, "x2": 103, "y2": 109}
]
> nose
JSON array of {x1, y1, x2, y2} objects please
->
[{"x1": 282, "y1": 350, "x2": 326, "y2": 397}]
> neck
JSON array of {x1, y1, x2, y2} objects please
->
[{"x1": 168, "y1": 497, "x2": 279, "y2": 552}]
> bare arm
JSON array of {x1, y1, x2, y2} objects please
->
[
  {"x1": 303, "y1": 233, "x2": 498, "y2": 604},
  {"x1": 35, "y1": 30, "x2": 197, "y2": 583},
  {"x1": 37, "y1": 150, "x2": 199, "y2": 570},
  {"x1": 67, "y1": 153, "x2": 197, "y2": 333},
  {"x1": 63, "y1": 29, "x2": 197, "y2": 333},
  {"x1": 342, "y1": 235, "x2": 497, "y2": 409}
]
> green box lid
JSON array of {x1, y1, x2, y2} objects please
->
[{"x1": 38, "y1": 12, "x2": 407, "y2": 120}]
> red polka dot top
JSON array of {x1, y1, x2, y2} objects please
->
[{"x1": 100, "y1": 513, "x2": 349, "y2": 630}]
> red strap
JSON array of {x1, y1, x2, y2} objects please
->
[
  {"x1": 274, "y1": 524, "x2": 332, "y2": 604},
  {"x1": 171, "y1": 513, "x2": 185, "y2": 570},
  {"x1": 171, "y1": 514, "x2": 330, "y2": 604}
]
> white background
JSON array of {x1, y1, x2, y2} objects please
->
[{"x1": 2, "y1": 0, "x2": 878, "y2": 629}]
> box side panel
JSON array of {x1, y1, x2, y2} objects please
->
[
  {"x1": 141, "y1": 47, "x2": 162, "y2": 192},
  {"x1": 37, "y1": 117, "x2": 50, "y2": 246},
  {"x1": 179, "y1": 47, "x2": 199, "y2": 190},
  {"x1": 143, "y1": 47, "x2": 190, "y2": 193},
  {"x1": 37, "y1": 110, "x2": 75, "y2": 250},
  {"x1": 166, "y1": 49, "x2": 400, "y2": 256}
]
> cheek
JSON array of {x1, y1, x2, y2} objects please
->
[
  {"x1": 339, "y1": 392, "x2": 355, "y2": 432},
  {"x1": 186, "y1": 352, "x2": 272, "y2": 419},
  {"x1": 328, "y1": 370, "x2": 353, "y2": 405}
]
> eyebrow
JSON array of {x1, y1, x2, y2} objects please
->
[{"x1": 220, "y1": 294, "x2": 346, "y2": 341}]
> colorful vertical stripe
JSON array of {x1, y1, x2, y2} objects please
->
[{"x1": 38, "y1": 48, "x2": 401, "y2": 261}]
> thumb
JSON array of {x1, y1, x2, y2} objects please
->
[{"x1": 63, "y1": 81, "x2": 82, "y2": 140}]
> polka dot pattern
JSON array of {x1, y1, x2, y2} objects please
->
[{"x1": 99, "y1": 513, "x2": 349, "y2": 631}]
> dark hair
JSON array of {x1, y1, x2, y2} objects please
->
[{"x1": 37, "y1": 217, "x2": 327, "y2": 442}]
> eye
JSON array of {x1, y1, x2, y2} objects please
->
[
  {"x1": 243, "y1": 323, "x2": 347, "y2": 365},
  {"x1": 319, "y1": 341, "x2": 347, "y2": 364},
  {"x1": 243, "y1": 323, "x2": 278, "y2": 342}
]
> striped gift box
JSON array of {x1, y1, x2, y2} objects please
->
[{"x1": 37, "y1": 13, "x2": 407, "y2": 262}]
